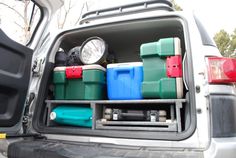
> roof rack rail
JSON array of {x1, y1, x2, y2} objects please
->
[{"x1": 80, "y1": 0, "x2": 174, "y2": 24}]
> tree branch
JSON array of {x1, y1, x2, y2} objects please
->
[
  {"x1": 57, "y1": 8, "x2": 62, "y2": 29},
  {"x1": 68, "y1": 0, "x2": 73, "y2": 10},
  {"x1": 59, "y1": 0, "x2": 72, "y2": 29},
  {"x1": 74, "y1": 2, "x2": 88, "y2": 26},
  {"x1": 61, "y1": 10, "x2": 69, "y2": 29},
  {"x1": 0, "y1": 2, "x2": 25, "y2": 20},
  {"x1": 14, "y1": 22, "x2": 24, "y2": 30}
]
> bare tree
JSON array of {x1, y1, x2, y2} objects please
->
[
  {"x1": 57, "y1": 0, "x2": 90, "y2": 29},
  {"x1": 57, "y1": 0, "x2": 74, "y2": 29},
  {"x1": 171, "y1": 0, "x2": 183, "y2": 11},
  {"x1": 1, "y1": 0, "x2": 92, "y2": 42},
  {"x1": 23, "y1": 0, "x2": 31, "y2": 43},
  {"x1": 74, "y1": 2, "x2": 88, "y2": 26},
  {"x1": 0, "y1": 0, "x2": 39, "y2": 44}
]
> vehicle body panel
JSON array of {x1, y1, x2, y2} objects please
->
[{"x1": 0, "y1": 1, "x2": 235, "y2": 158}]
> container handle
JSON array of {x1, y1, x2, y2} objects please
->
[
  {"x1": 60, "y1": 115, "x2": 91, "y2": 121},
  {"x1": 114, "y1": 67, "x2": 134, "y2": 79}
]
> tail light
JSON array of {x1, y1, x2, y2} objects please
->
[{"x1": 207, "y1": 57, "x2": 236, "y2": 83}]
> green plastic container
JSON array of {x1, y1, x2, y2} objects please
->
[
  {"x1": 140, "y1": 37, "x2": 183, "y2": 99},
  {"x1": 142, "y1": 78, "x2": 177, "y2": 99},
  {"x1": 50, "y1": 105, "x2": 92, "y2": 128},
  {"x1": 53, "y1": 65, "x2": 106, "y2": 100},
  {"x1": 53, "y1": 67, "x2": 66, "y2": 100},
  {"x1": 140, "y1": 38, "x2": 175, "y2": 57}
]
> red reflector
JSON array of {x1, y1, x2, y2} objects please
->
[
  {"x1": 65, "y1": 66, "x2": 83, "y2": 79},
  {"x1": 207, "y1": 57, "x2": 236, "y2": 83},
  {"x1": 166, "y1": 55, "x2": 182, "y2": 77}
]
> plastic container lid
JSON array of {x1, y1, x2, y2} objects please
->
[
  {"x1": 83, "y1": 64, "x2": 106, "y2": 72},
  {"x1": 50, "y1": 112, "x2": 56, "y2": 120},
  {"x1": 54, "y1": 66, "x2": 66, "y2": 71},
  {"x1": 107, "y1": 62, "x2": 143, "y2": 68},
  {"x1": 174, "y1": 37, "x2": 181, "y2": 56},
  {"x1": 54, "y1": 65, "x2": 106, "y2": 72}
]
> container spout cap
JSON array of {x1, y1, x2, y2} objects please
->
[{"x1": 50, "y1": 112, "x2": 57, "y2": 120}]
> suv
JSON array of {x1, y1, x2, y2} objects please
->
[{"x1": 0, "y1": 0, "x2": 236, "y2": 158}]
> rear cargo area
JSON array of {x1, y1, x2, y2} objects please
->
[{"x1": 34, "y1": 17, "x2": 194, "y2": 140}]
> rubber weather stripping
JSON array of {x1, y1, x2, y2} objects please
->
[{"x1": 0, "y1": 133, "x2": 46, "y2": 139}]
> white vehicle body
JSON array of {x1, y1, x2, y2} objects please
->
[{"x1": 0, "y1": 0, "x2": 236, "y2": 158}]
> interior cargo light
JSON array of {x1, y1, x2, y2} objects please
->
[{"x1": 207, "y1": 57, "x2": 236, "y2": 83}]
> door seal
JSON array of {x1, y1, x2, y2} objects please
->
[{"x1": 0, "y1": 133, "x2": 46, "y2": 140}]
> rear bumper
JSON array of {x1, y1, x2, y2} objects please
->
[
  {"x1": 7, "y1": 138, "x2": 236, "y2": 158},
  {"x1": 205, "y1": 85, "x2": 236, "y2": 157},
  {"x1": 8, "y1": 140, "x2": 205, "y2": 158},
  {"x1": 6, "y1": 138, "x2": 236, "y2": 158}
]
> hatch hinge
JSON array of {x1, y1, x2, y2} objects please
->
[
  {"x1": 32, "y1": 58, "x2": 45, "y2": 76},
  {"x1": 22, "y1": 93, "x2": 35, "y2": 134}
]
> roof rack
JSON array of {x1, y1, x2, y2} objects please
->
[{"x1": 80, "y1": 0, "x2": 174, "y2": 24}]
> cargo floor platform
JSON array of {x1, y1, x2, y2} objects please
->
[
  {"x1": 45, "y1": 99, "x2": 186, "y2": 104},
  {"x1": 45, "y1": 99, "x2": 185, "y2": 133}
]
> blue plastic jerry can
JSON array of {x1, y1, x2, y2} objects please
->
[{"x1": 50, "y1": 106, "x2": 92, "y2": 128}]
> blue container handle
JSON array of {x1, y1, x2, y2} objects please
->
[{"x1": 114, "y1": 67, "x2": 134, "y2": 79}]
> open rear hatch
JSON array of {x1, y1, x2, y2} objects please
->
[{"x1": 32, "y1": 15, "x2": 195, "y2": 140}]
